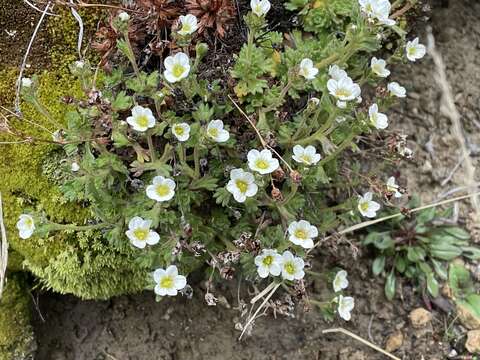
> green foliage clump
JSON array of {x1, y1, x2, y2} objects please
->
[
  {"x1": 0, "y1": 274, "x2": 35, "y2": 360},
  {"x1": 363, "y1": 198, "x2": 480, "y2": 300}
]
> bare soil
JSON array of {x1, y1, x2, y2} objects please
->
[{"x1": 8, "y1": 0, "x2": 480, "y2": 359}]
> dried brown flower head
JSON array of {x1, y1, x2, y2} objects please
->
[{"x1": 185, "y1": 0, "x2": 236, "y2": 37}]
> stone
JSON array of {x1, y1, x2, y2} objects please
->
[
  {"x1": 385, "y1": 331, "x2": 404, "y2": 352},
  {"x1": 466, "y1": 330, "x2": 480, "y2": 354},
  {"x1": 409, "y1": 308, "x2": 432, "y2": 328},
  {"x1": 457, "y1": 303, "x2": 480, "y2": 330}
]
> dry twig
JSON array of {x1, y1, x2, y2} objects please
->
[{"x1": 0, "y1": 193, "x2": 8, "y2": 299}]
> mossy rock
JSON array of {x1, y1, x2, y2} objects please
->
[
  {"x1": 0, "y1": 7, "x2": 149, "y2": 299},
  {"x1": 0, "y1": 273, "x2": 36, "y2": 360}
]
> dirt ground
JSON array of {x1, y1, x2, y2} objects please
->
[{"x1": 6, "y1": 0, "x2": 480, "y2": 359}]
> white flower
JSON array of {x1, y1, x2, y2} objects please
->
[
  {"x1": 21, "y1": 77, "x2": 32, "y2": 88},
  {"x1": 280, "y1": 251, "x2": 305, "y2": 281},
  {"x1": 336, "y1": 116, "x2": 347, "y2": 123},
  {"x1": 226, "y1": 168, "x2": 258, "y2": 203},
  {"x1": 292, "y1": 145, "x2": 321, "y2": 166},
  {"x1": 356, "y1": 96, "x2": 363, "y2": 104},
  {"x1": 308, "y1": 97, "x2": 320, "y2": 106},
  {"x1": 368, "y1": 103, "x2": 388, "y2": 129},
  {"x1": 406, "y1": 37, "x2": 426, "y2": 62},
  {"x1": 126, "y1": 105, "x2": 156, "y2": 132},
  {"x1": 358, "y1": 192, "x2": 381, "y2": 218},
  {"x1": 386, "y1": 176, "x2": 402, "y2": 198},
  {"x1": 163, "y1": 52, "x2": 190, "y2": 83},
  {"x1": 207, "y1": 120, "x2": 229, "y2": 143},
  {"x1": 172, "y1": 122, "x2": 191, "y2": 142},
  {"x1": 327, "y1": 76, "x2": 361, "y2": 102},
  {"x1": 74, "y1": 60, "x2": 85, "y2": 69},
  {"x1": 178, "y1": 14, "x2": 198, "y2": 36},
  {"x1": 387, "y1": 82, "x2": 406, "y2": 98},
  {"x1": 247, "y1": 149, "x2": 279, "y2": 175},
  {"x1": 71, "y1": 162, "x2": 80, "y2": 172},
  {"x1": 336, "y1": 100, "x2": 347, "y2": 109},
  {"x1": 333, "y1": 270, "x2": 349, "y2": 292},
  {"x1": 16, "y1": 214, "x2": 35, "y2": 239},
  {"x1": 370, "y1": 57, "x2": 390, "y2": 77},
  {"x1": 288, "y1": 220, "x2": 318, "y2": 249},
  {"x1": 298, "y1": 58, "x2": 318, "y2": 80},
  {"x1": 146, "y1": 176, "x2": 176, "y2": 202},
  {"x1": 336, "y1": 295, "x2": 355, "y2": 321},
  {"x1": 359, "y1": 0, "x2": 395, "y2": 26},
  {"x1": 153, "y1": 265, "x2": 187, "y2": 296},
  {"x1": 250, "y1": 0, "x2": 271, "y2": 17},
  {"x1": 118, "y1": 11, "x2": 130, "y2": 22},
  {"x1": 125, "y1": 216, "x2": 160, "y2": 249},
  {"x1": 328, "y1": 65, "x2": 348, "y2": 81},
  {"x1": 254, "y1": 249, "x2": 282, "y2": 278}
]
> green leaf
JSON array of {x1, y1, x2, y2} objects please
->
[
  {"x1": 429, "y1": 243, "x2": 463, "y2": 260},
  {"x1": 449, "y1": 263, "x2": 474, "y2": 297},
  {"x1": 426, "y1": 273, "x2": 439, "y2": 297},
  {"x1": 385, "y1": 271, "x2": 396, "y2": 300},
  {"x1": 111, "y1": 91, "x2": 133, "y2": 111},
  {"x1": 372, "y1": 256, "x2": 385, "y2": 276},
  {"x1": 407, "y1": 246, "x2": 426, "y2": 262},
  {"x1": 189, "y1": 176, "x2": 218, "y2": 191},
  {"x1": 431, "y1": 259, "x2": 448, "y2": 280},
  {"x1": 416, "y1": 207, "x2": 436, "y2": 224},
  {"x1": 418, "y1": 261, "x2": 432, "y2": 275},
  {"x1": 461, "y1": 246, "x2": 480, "y2": 260},
  {"x1": 443, "y1": 227, "x2": 470, "y2": 240},
  {"x1": 395, "y1": 257, "x2": 407, "y2": 273}
]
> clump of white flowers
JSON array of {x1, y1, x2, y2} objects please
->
[
  {"x1": 250, "y1": 0, "x2": 271, "y2": 17},
  {"x1": 288, "y1": 220, "x2": 318, "y2": 249},
  {"x1": 177, "y1": 14, "x2": 198, "y2": 36},
  {"x1": 280, "y1": 251, "x2": 305, "y2": 281},
  {"x1": 358, "y1": 192, "x2": 381, "y2": 218},
  {"x1": 153, "y1": 265, "x2": 187, "y2": 297},
  {"x1": 336, "y1": 295, "x2": 355, "y2": 321},
  {"x1": 126, "y1": 105, "x2": 156, "y2": 132},
  {"x1": 207, "y1": 120, "x2": 230, "y2": 143},
  {"x1": 21, "y1": 77, "x2": 32, "y2": 88},
  {"x1": 118, "y1": 11, "x2": 130, "y2": 22},
  {"x1": 16, "y1": 214, "x2": 35, "y2": 239},
  {"x1": 368, "y1": 103, "x2": 388, "y2": 130},
  {"x1": 146, "y1": 176, "x2": 176, "y2": 202},
  {"x1": 405, "y1": 37, "x2": 426, "y2": 62},
  {"x1": 163, "y1": 52, "x2": 191, "y2": 83},
  {"x1": 358, "y1": 0, "x2": 395, "y2": 26},
  {"x1": 327, "y1": 70, "x2": 361, "y2": 107},
  {"x1": 292, "y1": 145, "x2": 321, "y2": 166},
  {"x1": 254, "y1": 249, "x2": 282, "y2": 278},
  {"x1": 387, "y1": 82, "x2": 406, "y2": 98},
  {"x1": 71, "y1": 162, "x2": 80, "y2": 172},
  {"x1": 247, "y1": 149, "x2": 279, "y2": 175},
  {"x1": 125, "y1": 216, "x2": 160, "y2": 249},
  {"x1": 298, "y1": 58, "x2": 318, "y2": 80},
  {"x1": 226, "y1": 168, "x2": 258, "y2": 203},
  {"x1": 370, "y1": 57, "x2": 390, "y2": 78},
  {"x1": 172, "y1": 123, "x2": 191, "y2": 142},
  {"x1": 333, "y1": 270, "x2": 349, "y2": 292}
]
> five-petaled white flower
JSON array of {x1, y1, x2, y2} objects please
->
[
  {"x1": 163, "y1": 52, "x2": 191, "y2": 83},
  {"x1": 406, "y1": 37, "x2": 426, "y2": 62},
  {"x1": 250, "y1": 0, "x2": 271, "y2": 17},
  {"x1": 118, "y1": 11, "x2": 130, "y2": 22},
  {"x1": 172, "y1": 123, "x2": 191, "y2": 142},
  {"x1": 207, "y1": 120, "x2": 229, "y2": 143},
  {"x1": 288, "y1": 220, "x2": 318, "y2": 249},
  {"x1": 146, "y1": 176, "x2": 176, "y2": 202},
  {"x1": 247, "y1": 149, "x2": 279, "y2": 175},
  {"x1": 358, "y1": 192, "x2": 381, "y2": 218},
  {"x1": 74, "y1": 60, "x2": 85, "y2": 69},
  {"x1": 21, "y1": 78, "x2": 32, "y2": 88},
  {"x1": 327, "y1": 75, "x2": 361, "y2": 102},
  {"x1": 292, "y1": 145, "x2": 321, "y2": 166},
  {"x1": 226, "y1": 168, "x2": 258, "y2": 203},
  {"x1": 359, "y1": 0, "x2": 395, "y2": 26},
  {"x1": 336, "y1": 295, "x2": 355, "y2": 321},
  {"x1": 178, "y1": 14, "x2": 198, "y2": 36},
  {"x1": 328, "y1": 64, "x2": 348, "y2": 81},
  {"x1": 386, "y1": 176, "x2": 402, "y2": 198},
  {"x1": 153, "y1": 265, "x2": 187, "y2": 297},
  {"x1": 370, "y1": 57, "x2": 390, "y2": 77},
  {"x1": 126, "y1": 105, "x2": 156, "y2": 132},
  {"x1": 298, "y1": 58, "x2": 318, "y2": 80},
  {"x1": 16, "y1": 214, "x2": 35, "y2": 239},
  {"x1": 71, "y1": 162, "x2": 80, "y2": 172},
  {"x1": 333, "y1": 270, "x2": 349, "y2": 292},
  {"x1": 368, "y1": 103, "x2": 388, "y2": 129},
  {"x1": 280, "y1": 251, "x2": 305, "y2": 281},
  {"x1": 254, "y1": 249, "x2": 282, "y2": 278},
  {"x1": 125, "y1": 216, "x2": 160, "y2": 249},
  {"x1": 387, "y1": 82, "x2": 406, "y2": 98}
]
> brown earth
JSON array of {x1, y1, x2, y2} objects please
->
[{"x1": 6, "y1": 0, "x2": 480, "y2": 359}]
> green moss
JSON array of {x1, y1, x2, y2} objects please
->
[
  {"x1": 0, "y1": 8, "x2": 149, "y2": 300},
  {"x1": 0, "y1": 273, "x2": 36, "y2": 360}
]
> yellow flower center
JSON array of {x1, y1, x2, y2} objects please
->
[
  {"x1": 294, "y1": 229, "x2": 307, "y2": 240},
  {"x1": 133, "y1": 228, "x2": 148, "y2": 241},
  {"x1": 365, "y1": 4, "x2": 373, "y2": 12},
  {"x1": 262, "y1": 255, "x2": 273, "y2": 266},
  {"x1": 335, "y1": 89, "x2": 351, "y2": 98},
  {"x1": 156, "y1": 184, "x2": 170, "y2": 197},
  {"x1": 372, "y1": 64, "x2": 382, "y2": 73},
  {"x1": 172, "y1": 64, "x2": 185, "y2": 78},
  {"x1": 181, "y1": 24, "x2": 191, "y2": 33},
  {"x1": 235, "y1": 179, "x2": 248, "y2": 193},
  {"x1": 136, "y1": 114, "x2": 149, "y2": 128},
  {"x1": 285, "y1": 262, "x2": 295, "y2": 275},
  {"x1": 254, "y1": 4, "x2": 262, "y2": 14},
  {"x1": 360, "y1": 201, "x2": 370, "y2": 212},
  {"x1": 25, "y1": 218, "x2": 33, "y2": 227},
  {"x1": 300, "y1": 155, "x2": 312, "y2": 164},
  {"x1": 174, "y1": 125, "x2": 184, "y2": 136},
  {"x1": 208, "y1": 128, "x2": 219, "y2": 138},
  {"x1": 160, "y1": 275, "x2": 174, "y2": 289},
  {"x1": 255, "y1": 159, "x2": 269, "y2": 170}
]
